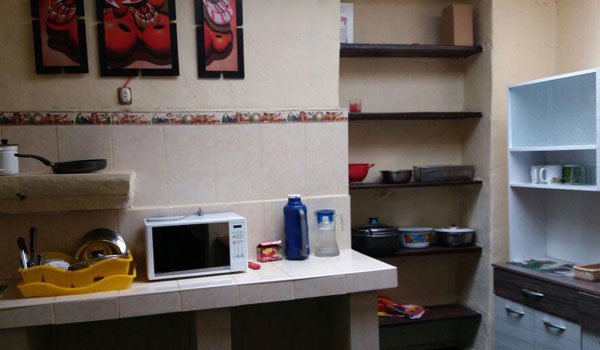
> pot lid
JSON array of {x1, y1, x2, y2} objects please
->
[
  {"x1": 434, "y1": 225, "x2": 475, "y2": 233},
  {"x1": 398, "y1": 227, "x2": 433, "y2": 233},
  {"x1": 352, "y1": 217, "x2": 398, "y2": 236},
  {"x1": 0, "y1": 139, "x2": 17, "y2": 149}
]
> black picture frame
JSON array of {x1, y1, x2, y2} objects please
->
[
  {"x1": 195, "y1": 0, "x2": 245, "y2": 79},
  {"x1": 96, "y1": 0, "x2": 179, "y2": 77},
  {"x1": 31, "y1": 0, "x2": 88, "y2": 74},
  {"x1": 195, "y1": 0, "x2": 242, "y2": 26}
]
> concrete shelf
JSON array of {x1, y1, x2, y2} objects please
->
[{"x1": 0, "y1": 171, "x2": 135, "y2": 214}]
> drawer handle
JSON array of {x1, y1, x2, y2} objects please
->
[
  {"x1": 522, "y1": 288, "x2": 544, "y2": 298},
  {"x1": 505, "y1": 306, "x2": 525, "y2": 317},
  {"x1": 543, "y1": 320, "x2": 566, "y2": 333}
]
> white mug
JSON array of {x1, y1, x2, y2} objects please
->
[
  {"x1": 0, "y1": 139, "x2": 19, "y2": 176},
  {"x1": 530, "y1": 165, "x2": 543, "y2": 184},
  {"x1": 539, "y1": 165, "x2": 562, "y2": 185}
]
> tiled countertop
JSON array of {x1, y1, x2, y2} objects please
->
[{"x1": 0, "y1": 250, "x2": 396, "y2": 329}]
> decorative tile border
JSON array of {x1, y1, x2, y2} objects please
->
[{"x1": 0, "y1": 110, "x2": 347, "y2": 126}]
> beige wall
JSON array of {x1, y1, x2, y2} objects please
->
[
  {"x1": 0, "y1": 0, "x2": 339, "y2": 110},
  {"x1": 556, "y1": 0, "x2": 600, "y2": 73},
  {"x1": 0, "y1": 0, "x2": 349, "y2": 282}
]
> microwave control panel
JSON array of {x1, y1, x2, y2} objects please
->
[{"x1": 230, "y1": 220, "x2": 248, "y2": 271}]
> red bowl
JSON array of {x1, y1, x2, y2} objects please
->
[{"x1": 349, "y1": 163, "x2": 374, "y2": 182}]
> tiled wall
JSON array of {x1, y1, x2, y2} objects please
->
[{"x1": 0, "y1": 120, "x2": 350, "y2": 280}]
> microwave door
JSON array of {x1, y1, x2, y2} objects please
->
[{"x1": 152, "y1": 222, "x2": 232, "y2": 278}]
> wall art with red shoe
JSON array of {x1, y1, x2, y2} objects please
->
[
  {"x1": 96, "y1": 0, "x2": 179, "y2": 76},
  {"x1": 31, "y1": 0, "x2": 89, "y2": 74},
  {"x1": 195, "y1": 0, "x2": 244, "y2": 79}
]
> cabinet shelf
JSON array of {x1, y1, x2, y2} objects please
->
[
  {"x1": 510, "y1": 183, "x2": 598, "y2": 191},
  {"x1": 341, "y1": 43, "x2": 482, "y2": 58},
  {"x1": 349, "y1": 179, "x2": 483, "y2": 190},
  {"x1": 349, "y1": 112, "x2": 483, "y2": 121},
  {"x1": 379, "y1": 304, "x2": 481, "y2": 328},
  {"x1": 509, "y1": 145, "x2": 596, "y2": 152},
  {"x1": 388, "y1": 245, "x2": 482, "y2": 258}
]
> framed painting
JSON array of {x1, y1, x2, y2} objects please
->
[
  {"x1": 96, "y1": 0, "x2": 179, "y2": 76},
  {"x1": 31, "y1": 0, "x2": 89, "y2": 74},
  {"x1": 195, "y1": 0, "x2": 245, "y2": 79}
]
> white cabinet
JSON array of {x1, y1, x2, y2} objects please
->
[
  {"x1": 495, "y1": 297, "x2": 581, "y2": 350},
  {"x1": 583, "y1": 329, "x2": 600, "y2": 350},
  {"x1": 508, "y1": 68, "x2": 600, "y2": 192},
  {"x1": 508, "y1": 68, "x2": 600, "y2": 264}
]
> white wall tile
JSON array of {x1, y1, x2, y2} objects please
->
[
  {"x1": 3, "y1": 126, "x2": 58, "y2": 173},
  {"x1": 164, "y1": 126, "x2": 217, "y2": 205},
  {"x1": 261, "y1": 124, "x2": 307, "y2": 200},
  {"x1": 306, "y1": 122, "x2": 348, "y2": 196},
  {"x1": 230, "y1": 201, "x2": 265, "y2": 259},
  {"x1": 112, "y1": 126, "x2": 168, "y2": 207},
  {"x1": 215, "y1": 124, "x2": 262, "y2": 202},
  {"x1": 57, "y1": 126, "x2": 113, "y2": 168}
]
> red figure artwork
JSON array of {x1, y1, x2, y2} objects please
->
[
  {"x1": 97, "y1": 0, "x2": 179, "y2": 76},
  {"x1": 196, "y1": 0, "x2": 244, "y2": 79},
  {"x1": 31, "y1": 0, "x2": 89, "y2": 74}
]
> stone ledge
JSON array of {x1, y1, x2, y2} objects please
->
[{"x1": 0, "y1": 171, "x2": 135, "y2": 213}]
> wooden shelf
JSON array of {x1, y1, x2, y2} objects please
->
[
  {"x1": 379, "y1": 304, "x2": 481, "y2": 328},
  {"x1": 340, "y1": 44, "x2": 483, "y2": 58},
  {"x1": 349, "y1": 112, "x2": 482, "y2": 121},
  {"x1": 349, "y1": 179, "x2": 483, "y2": 190},
  {"x1": 389, "y1": 245, "x2": 482, "y2": 257}
]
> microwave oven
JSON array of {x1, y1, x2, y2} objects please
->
[{"x1": 144, "y1": 212, "x2": 248, "y2": 280}]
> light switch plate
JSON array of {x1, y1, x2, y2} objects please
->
[{"x1": 118, "y1": 87, "x2": 132, "y2": 105}]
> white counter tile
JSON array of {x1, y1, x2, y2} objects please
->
[
  {"x1": 293, "y1": 275, "x2": 347, "y2": 300},
  {"x1": 0, "y1": 304, "x2": 54, "y2": 329},
  {"x1": 181, "y1": 285, "x2": 239, "y2": 312},
  {"x1": 231, "y1": 261, "x2": 292, "y2": 284},
  {"x1": 346, "y1": 269, "x2": 398, "y2": 294},
  {"x1": 119, "y1": 291, "x2": 181, "y2": 318},
  {"x1": 54, "y1": 297, "x2": 118, "y2": 324},
  {"x1": 238, "y1": 281, "x2": 294, "y2": 305}
]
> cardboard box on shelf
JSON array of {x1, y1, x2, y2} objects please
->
[{"x1": 441, "y1": 4, "x2": 474, "y2": 46}]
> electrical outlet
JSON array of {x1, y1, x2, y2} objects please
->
[{"x1": 118, "y1": 87, "x2": 132, "y2": 105}]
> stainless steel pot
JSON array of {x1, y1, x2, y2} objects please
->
[
  {"x1": 75, "y1": 228, "x2": 128, "y2": 261},
  {"x1": 434, "y1": 226, "x2": 475, "y2": 247}
]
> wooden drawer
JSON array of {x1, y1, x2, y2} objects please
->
[
  {"x1": 533, "y1": 311, "x2": 580, "y2": 350},
  {"x1": 579, "y1": 292, "x2": 600, "y2": 333},
  {"x1": 583, "y1": 329, "x2": 600, "y2": 350},
  {"x1": 495, "y1": 297, "x2": 535, "y2": 350},
  {"x1": 494, "y1": 268, "x2": 579, "y2": 322}
]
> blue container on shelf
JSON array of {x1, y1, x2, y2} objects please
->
[{"x1": 283, "y1": 194, "x2": 310, "y2": 260}]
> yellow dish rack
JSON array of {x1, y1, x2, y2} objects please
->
[{"x1": 17, "y1": 252, "x2": 136, "y2": 298}]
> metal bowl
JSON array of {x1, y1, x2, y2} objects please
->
[
  {"x1": 434, "y1": 226, "x2": 475, "y2": 247},
  {"x1": 380, "y1": 170, "x2": 412, "y2": 184}
]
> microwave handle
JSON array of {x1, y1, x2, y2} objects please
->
[{"x1": 298, "y1": 209, "x2": 308, "y2": 258}]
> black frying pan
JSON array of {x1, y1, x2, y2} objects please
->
[{"x1": 15, "y1": 154, "x2": 107, "y2": 174}]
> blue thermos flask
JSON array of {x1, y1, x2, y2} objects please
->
[{"x1": 284, "y1": 194, "x2": 310, "y2": 260}]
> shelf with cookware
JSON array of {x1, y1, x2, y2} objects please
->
[
  {"x1": 495, "y1": 68, "x2": 600, "y2": 349},
  {"x1": 341, "y1": 3, "x2": 486, "y2": 349},
  {"x1": 0, "y1": 171, "x2": 135, "y2": 214}
]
